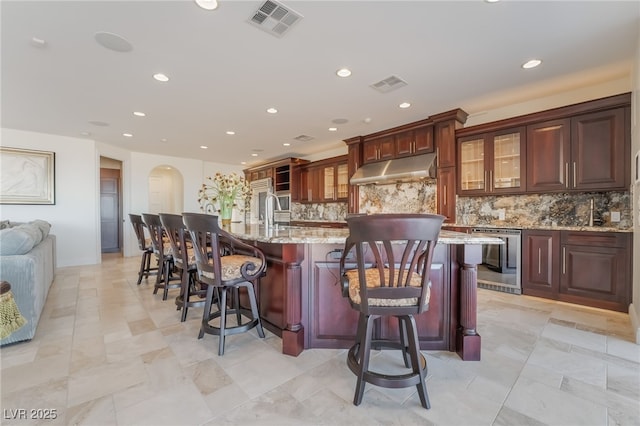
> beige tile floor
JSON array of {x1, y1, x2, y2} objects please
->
[{"x1": 1, "y1": 253, "x2": 639, "y2": 426}]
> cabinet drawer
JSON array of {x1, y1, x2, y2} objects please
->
[{"x1": 561, "y1": 231, "x2": 628, "y2": 248}]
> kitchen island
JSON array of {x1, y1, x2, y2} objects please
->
[{"x1": 227, "y1": 223, "x2": 501, "y2": 361}]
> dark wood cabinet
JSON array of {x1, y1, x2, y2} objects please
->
[
  {"x1": 526, "y1": 119, "x2": 571, "y2": 192},
  {"x1": 437, "y1": 167, "x2": 456, "y2": 223},
  {"x1": 522, "y1": 230, "x2": 560, "y2": 298},
  {"x1": 527, "y1": 108, "x2": 628, "y2": 192},
  {"x1": 346, "y1": 141, "x2": 361, "y2": 214},
  {"x1": 435, "y1": 120, "x2": 457, "y2": 168},
  {"x1": 457, "y1": 127, "x2": 526, "y2": 195},
  {"x1": 309, "y1": 244, "x2": 450, "y2": 350},
  {"x1": 571, "y1": 108, "x2": 628, "y2": 191},
  {"x1": 245, "y1": 157, "x2": 309, "y2": 196},
  {"x1": 522, "y1": 229, "x2": 631, "y2": 312},
  {"x1": 362, "y1": 135, "x2": 395, "y2": 164},
  {"x1": 560, "y1": 231, "x2": 631, "y2": 312},
  {"x1": 298, "y1": 155, "x2": 348, "y2": 204},
  {"x1": 395, "y1": 126, "x2": 434, "y2": 158}
]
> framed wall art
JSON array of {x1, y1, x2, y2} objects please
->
[{"x1": 0, "y1": 147, "x2": 55, "y2": 205}]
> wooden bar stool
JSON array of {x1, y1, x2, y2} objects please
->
[
  {"x1": 141, "y1": 213, "x2": 181, "y2": 300},
  {"x1": 339, "y1": 213, "x2": 444, "y2": 409},
  {"x1": 159, "y1": 213, "x2": 207, "y2": 322},
  {"x1": 183, "y1": 212, "x2": 266, "y2": 356},
  {"x1": 128, "y1": 214, "x2": 158, "y2": 285}
]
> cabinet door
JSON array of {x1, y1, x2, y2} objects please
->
[
  {"x1": 336, "y1": 163, "x2": 349, "y2": 200},
  {"x1": 491, "y1": 128, "x2": 525, "y2": 193},
  {"x1": 298, "y1": 168, "x2": 309, "y2": 202},
  {"x1": 395, "y1": 131, "x2": 414, "y2": 157},
  {"x1": 437, "y1": 167, "x2": 456, "y2": 223},
  {"x1": 560, "y1": 231, "x2": 631, "y2": 312},
  {"x1": 526, "y1": 119, "x2": 571, "y2": 192},
  {"x1": 309, "y1": 167, "x2": 324, "y2": 202},
  {"x1": 363, "y1": 136, "x2": 395, "y2": 164},
  {"x1": 323, "y1": 166, "x2": 335, "y2": 201},
  {"x1": 571, "y1": 108, "x2": 627, "y2": 190},
  {"x1": 435, "y1": 121, "x2": 456, "y2": 168},
  {"x1": 458, "y1": 135, "x2": 487, "y2": 194},
  {"x1": 414, "y1": 126, "x2": 434, "y2": 154},
  {"x1": 522, "y1": 230, "x2": 560, "y2": 298}
]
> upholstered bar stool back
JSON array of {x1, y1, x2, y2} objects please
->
[
  {"x1": 159, "y1": 213, "x2": 207, "y2": 322},
  {"x1": 128, "y1": 213, "x2": 157, "y2": 285},
  {"x1": 141, "y1": 213, "x2": 181, "y2": 300},
  {"x1": 340, "y1": 213, "x2": 444, "y2": 409},
  {"x1": 183, "y1": 212, "x2": 266, "y2": 356}
]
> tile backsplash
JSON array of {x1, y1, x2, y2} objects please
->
[{"x1": 291, "y1": 180, "x2": 632, "y2": 230}]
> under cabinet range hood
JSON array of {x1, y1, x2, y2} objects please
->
[{"x1": 350, "y1": 152, "x2": 438, "y2": 185}]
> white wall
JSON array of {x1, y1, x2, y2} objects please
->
[{"x1": 1, "y1": 129, "x2": 100, "y2": 267}]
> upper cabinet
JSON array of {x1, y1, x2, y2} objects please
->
[
  {"x1": 362, "y1": 125, "x2": 434, "y2": 164},
  {"x1": 458, "y1": 127, "x2": 526, "y2": 195},
  {"x1": 457, "y1": 93, "x2": 631, "y2": 196},
  {"x1": 527, "y1": 107, "x2": 628, "y2": 192},
  {"x1": 245, "y1": 158, "x2": 309, "y2": 195},
  {"x1": 297, "y1": 155, "x2": 348, "y2": 204}
]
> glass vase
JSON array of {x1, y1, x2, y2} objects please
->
[{"x1": 219, "y1": 198, "x2": 233, "y2": 227}]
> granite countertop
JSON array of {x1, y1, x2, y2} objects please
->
[
  {"x1": 227, "y1": 223, "x2": 503, "y2": 245},
  {"x1": 444, "y1": 223, "x2": 633, "y2": 233}
]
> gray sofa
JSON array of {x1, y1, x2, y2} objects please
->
[{"x1": 0, "y1": 220, "x2": 56, "y2": 346}]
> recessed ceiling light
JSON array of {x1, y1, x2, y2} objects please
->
[
  {"x1": 522, "y1": 59, "x2": 542, "y2": 69},
  {"x1": 251, "y1": 153, "x2": 259, "y2": 157},
  {"x1": 283, "y1": 143, "x2": 291, "y2": 146},
  {"x1": 266, "y1": 107, "x2": 278, "y2": 114},
  {"x1": 399, "y1": 102, "x2": 411, "y2": 109},
  {"x1": 200, "y1": 145, "x2": 208, "y2": 149},
  {"x1": 153, "y1": 73, "x2": 169, "y2": 82},
  {"x1": 485, "y1": 0, "x2": 500, "y2": 3},
  {"x1": 328, "y1": 127, "x2": 337, "y2": 132},
  {"x1": 241, "y1": 161, "x2": 247, "y2": 165},
  {"x1": 30, "y1": 37, "x2": 47, "y2": 48},
  {"x1": 195, "y1": 0, "x2": 218, "y2": 10},
  {"x1": 160, "y1": 138, "x2": 168, "y2": 143},
  {"x1": 363, "y1": 117, "x2": 372, "y2": 123},
  {"x1": 123, "y1": 133, "x2": 133, "y2": 138},
  {"x1": 336, "y1": 68, "x2": 352, "y2": 77},
  {"x1": 332, "y1": 118, "x2": 348, "y2": 124},
  {"x1": 226, "y1": 131, "x2": 235, "y2": 135},
  {"x1": 133, "y1": 111, "x2": 146, "y2": 117}
]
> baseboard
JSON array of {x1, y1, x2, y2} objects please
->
[{"x1": 629, "y1": 303, "x2": 640, "y2": 344}]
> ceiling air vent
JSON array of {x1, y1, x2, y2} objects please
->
[
  {"x1": 248, "y1": 0, "x2": 303, "y2": 38},
  {"x1": 370, "y1": 75, "x2": 408, "y2": 93},
  {"x1": 293, "y1": 134, "x2": 314, "y2": 142}
]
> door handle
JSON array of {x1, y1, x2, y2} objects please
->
[
  {"x1": 562, "y1": 247, "x2": 566, "y2": 274},
  {"x1": 573, "y1": 162, "x2": 577, "y2": 187},
  {"x1": 538, "y1": 248, "x2": 541, "y2": 274},
  {"x1": 443, "y1": 185, "x2": 447, "y2": 206},
  {"x1": 565, "y1": 163, "x2": 569, "y2": 188},
  {"x1": 484, "y1": 170, "x2": 488, "y2": 192},
  {"x1": 490, "y1": 170, "x2": 493, "y2": 192}
]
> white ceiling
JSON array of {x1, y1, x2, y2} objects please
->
[{"x1": 2, "y1": 1, "x2": 639, "y2": 167}]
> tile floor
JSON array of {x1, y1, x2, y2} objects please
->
[{"x1": 1, "y1": 253, "x2": 639, "y2": 426}]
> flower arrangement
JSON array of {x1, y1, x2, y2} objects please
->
[{"x1": 198, "y1": 172, "x2": 251, "y2": 224}]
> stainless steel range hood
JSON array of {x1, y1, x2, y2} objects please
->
[{"x1": 350, "y1": 152, "x2": 437, "y2": 185}]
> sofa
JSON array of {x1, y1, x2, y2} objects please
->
[{"x1": 0, "y1": 219, "x2": 56, "y2": 346}]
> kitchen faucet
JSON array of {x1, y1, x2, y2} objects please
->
[{"x1": 264, "y1": 190, "x2": 282, "y2": 228}]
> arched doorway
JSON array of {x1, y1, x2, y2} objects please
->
[{"x1": 148, "y1": 165, "x2": 184, "y2": 214}]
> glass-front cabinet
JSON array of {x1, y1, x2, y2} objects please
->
[
  {"x1": 323, "y1": 162, "x2": 349, "y2": 201},
  {"x1": 458, "y1": 127, "x2": 526, "y2": 195}
]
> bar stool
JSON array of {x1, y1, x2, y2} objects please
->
[
  {"x1": 183, "y1": 212, "x2": 266, "y2": 356},
  {"x1": 128, "y1": 214, "x2": 158, "y2": 285},
  {"x1": 339, "y1": 213, "x2": 444, "y2": 409},
  {"x1": 159, "y1": 213, "x2": 207, "y2": 322},
  {"x1": 141, "y1": 213, "x2": 181, "y2": 300}
]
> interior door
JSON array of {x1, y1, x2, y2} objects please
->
[{"x1": 100, "y1": 168, "x2": 121, "y2": 253}]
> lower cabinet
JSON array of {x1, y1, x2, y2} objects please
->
[
  {"x1": 522, "y1": 230, "x2": 631, "y2": 312},
  {"x1": 308, "y1": 244, "x2": 450, "y2": 349}
]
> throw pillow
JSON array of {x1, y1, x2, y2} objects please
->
[
  {"x1": 11, "y1": 224, "x2": 43, "y2": 246},
  {"x1": 0, "y1": 220, "x2": 9, "y2": 230},
  {"x1": 29, "y1": 220, "x2": 51, "y2": 241},
  {"x1": 0, "y1": 228, "x2": 36, "y2": 256}
]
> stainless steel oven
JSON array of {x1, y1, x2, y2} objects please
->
[{"x1": 470, "y1": 228, "x2": 522, "y2": 294}]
